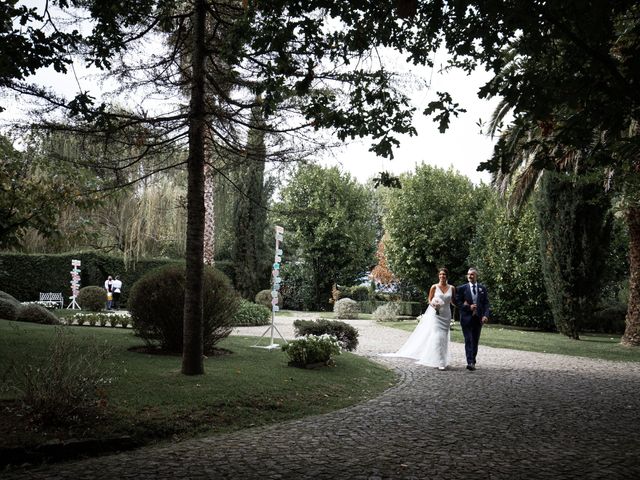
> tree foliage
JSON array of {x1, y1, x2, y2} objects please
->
[
  {"x1": 536, "y1": 171, "x2": 613, "y2": 339},
  {"x1": 370, "y1": 233, "x2": 395, "y2": 286},
  {"x1": 0, "y1": 134, "x2": 98, "y2": 248},
  {"x1": 469, "y1": 190, "x2": 553, "y2": 330},
  {"x1": 384, "y1": 164, "x2": 486, "y2": 292},
  {"x1": 6, "y1": 1, "x2": 639, "y2": 359},
  {"x1": 276, "y1": 165, "x2": 376, "y2": 310},
  {"x1": 455, "y1": 1, "x2": 640, "y2": 344},
  {"x1": 232, "y1": 108, "x2": 272, "y2": 299}
]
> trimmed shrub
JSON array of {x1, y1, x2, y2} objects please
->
[
  {"x1": 0, "y1": 290, "x2": 20, "y2": 304},
  {"x1": 0, "y1": 293, "x2": 19, "y2": 321},
  {"x1": 0, "y1": 251, "x2": 192, "y2": 308},
  {"x1": 358, "y1": 300, "x2": 425, "y2": 316},
  {"x1": 372, "y1": 302, "x2": 401, "y2": 322},
  {"x1": 282, "y1": 334, "x2": 341, "y2": 366},
  {"x1": 77, "y1": 286, "x2": 107, "y2": 312},
  {"x1": 293, "y1": 318, "x2": 359, "y2": 351},
  {"x1": 16, "y1": 304, "x2": 61, "y2": 325},
  {"x1": 585, "y1": 302, "x2": 627, "y2": 334},
  {"x1": 129, "y1": 264, "x2": 239, "y2": 353},
  {"x1": 333, "y1": 297, "x2": 360, "y2": 319},
  {"x1": 255, "y1": 289, "x2": 282, "y2": 309},
  {"x1": 341, "y1": 285, "x2": 370, "y2": 301},
  {"x1": 232, "y1": 299, "x2": 271, "y2": 326}
]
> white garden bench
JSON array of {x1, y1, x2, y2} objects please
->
[{"x1": 39, "y1": 292, "x2": 64, "y2": 308}]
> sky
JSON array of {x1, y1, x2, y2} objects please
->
[{"x1": 320, "y1": 58, "x2": 500, "y2": 186}]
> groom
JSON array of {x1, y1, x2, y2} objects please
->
[{"x1": 456, "y1": 267, "x2": 490, "y2": 371}]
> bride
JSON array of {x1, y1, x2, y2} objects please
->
[{"x1": 383, "y1": 268, "x2": 454, "y2": 370}]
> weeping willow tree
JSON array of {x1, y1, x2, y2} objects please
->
[
  {"x1": 9, "y1": 127, "x2": 188, "y2": 260},
  {"x1": 121, "y1": 177, "x2": 188, "y2": 264}
]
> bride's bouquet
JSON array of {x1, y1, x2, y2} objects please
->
[{"x1": 430, "y1": 297, "x2": 444, "y2": 315}]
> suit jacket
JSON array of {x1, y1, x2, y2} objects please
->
[{"x1": 455, "y1": 283, "x2": 490, "y2": 326}]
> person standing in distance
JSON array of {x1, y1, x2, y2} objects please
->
[
  {"x1": 455, "y1": 267, "x2": 490, "y2": 371},
  {"x1": 104, "y1": 275, "x2": 114, "y2": 310},
  {"x1": 112, "y1": 275, "x2": 123, "y2": 310}
]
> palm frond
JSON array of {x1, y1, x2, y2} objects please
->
[{"x1": 507, "y1": 162, "x2": 543, "y2": 213}]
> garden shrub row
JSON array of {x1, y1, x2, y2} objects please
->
[
  {"x1": 357, "y1": 300, "x2": 426, "y2": 316},
  {"x1": 0, "y1": 251, "x2": 233, "y2": 306}
]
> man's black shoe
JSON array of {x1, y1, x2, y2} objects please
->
[{"x1": 466, "y1": 364, "x2": 476, "y2": 371}]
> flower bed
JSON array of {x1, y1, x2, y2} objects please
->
[
  {"x1": 281, "y1": 334, "x2": 341, "y2": 368},
  {"x1": 65, "y1": 311, "x2": 132, "y2": 328}
]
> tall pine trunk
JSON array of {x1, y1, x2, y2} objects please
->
[
  {"x1": 182, "y1": 0, "x2": 207, "y2": 375},
  {"x1": 203, "y1": 160, "x2": 216, "y2": 266},
  {"x1": 622, "y1": 205, "x2": 640, "y2": 346}
]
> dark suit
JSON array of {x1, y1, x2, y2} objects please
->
[{"x1": 455, "y1": 283, "x2": 490, "y2": 366}]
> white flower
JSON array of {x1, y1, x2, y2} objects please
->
[{"x1": 430, "y1": 297, "x2": 444, "y2": 314}]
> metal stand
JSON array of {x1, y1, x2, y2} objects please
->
[
  {"x1": 253, "y1": 225, "x2": 288, "y2": 350},
  {"x1": 253, "y1": 311, "x2": 287, "y2": 350},
  {"x1": 66, "y1": 296, "x2": 81, "y2": 309}
]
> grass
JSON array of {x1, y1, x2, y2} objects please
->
[
  {"x1": 0, "y1": 319, "x2": 396, "y2": 456},
  {"x1": 380, "y1": 320, "x2": 640, "y2": 362}
]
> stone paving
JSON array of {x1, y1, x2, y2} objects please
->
[{"x1": 5, "y1": 316, "x2": 640, "y2": 479}]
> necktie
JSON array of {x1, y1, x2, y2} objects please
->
[{"x1": 472, "y1": 284, "x2": 476, "y2": 295}]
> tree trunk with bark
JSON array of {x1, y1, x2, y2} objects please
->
[
  {"x1": 182, "y1": 0, "x2": 207, "y2": 375},
  {"x1": 622, "y1": 204, "x2": 640, "y2": 346},
  {"x1": 203, "y1": 160, "x2": 216, "y2": 266}
]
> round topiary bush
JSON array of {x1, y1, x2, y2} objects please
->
[
  {"x1": 255, "y1": 289, "x2": 282, "y2": 309},
  {"x1": 128, "y1": 264, "x2": 239, "y2": 353},
  {"x1": 334, "y1": 297, "x2": 360, "y2": 319},
  {"x1": 77, "y1": 286, "x2": 106, "y2": 312},
  {"x1": 0, "y1": 291, "x2": 20, "y2": 304},
  {"x1": 373, "y1": 302, "x2": 401, "y2": 322},
  {"x1": 232, "y1": 299, "x2": 271, "y2": 326},
  {"x1": 0, "y1": 291, "x2": 20, "y2": 321},
  {"x1": 16, "y1": 303, "x2": 61, "y2": 325}
]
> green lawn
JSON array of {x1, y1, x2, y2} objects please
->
[
  {"x1": 0, "y1": 320, "x2": 396, "y2": 452},
  {"x1": 381, "y1": 320, "x2": 640, "y2": 362}
]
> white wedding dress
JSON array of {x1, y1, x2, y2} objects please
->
[{"x1": 383, "y1": 284, "x2": 451, "y2": 368}]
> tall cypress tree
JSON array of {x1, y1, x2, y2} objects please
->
[
  {"x1": 536, "y1": 170, "x2": 612, "y2": 339},
  {"x1": 232, "y1": 108, "x2": 270, "y2": 299}
]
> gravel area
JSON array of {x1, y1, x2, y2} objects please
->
[{"x1": 5, "y1": 315, "x2": 640, "y2": 479}]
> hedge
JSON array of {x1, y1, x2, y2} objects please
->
[
  {"x1": 0, "y1": 251, "x2": 234, "y2": 307},
  {"x1": 357, "y1": 300, "x2": 426, "y2": 317}
]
